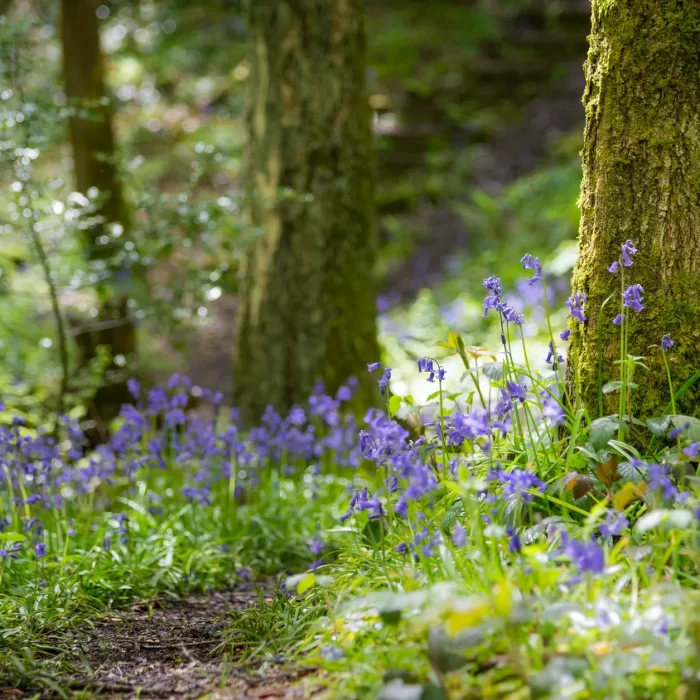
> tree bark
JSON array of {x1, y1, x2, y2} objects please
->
[
  {"x1": 61, "y1": 0, "x2": 136, "y2": 436},
  {"x1": 570, "y1": 0, "x2": 700, "y2": 419},
  {"x1": 234, "y1": 0, "x2": 380, "y2": 423}
]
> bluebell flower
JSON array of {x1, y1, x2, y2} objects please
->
[
  {"x1": 506, "y1": 527, "x2": 521, "y2": 554},
  {"x1": 521, "y1": 253, "x2": 543, "y2": 285},
  {"x1": 500, "y1": 303, "x2": 524, "y2": 326},
  {"x1": 378, "y1": 367, "x2": 391, "y2": 395},
  {"x1": 545, "y1": 341, "x2": 564, "y2": 371},
  {"x1": 506, "y1": 382, "x2": 527, "y2": 403},
  {"x1": 395, "y1": 498, "x2": 408, "y2": 518},
  {"x1": 648, "y1": 463, "x2": 678, "y2": 500},
  {"x1": 308, "y1": 536, "x2": 324, "y2": 556},
  {"x1": 127, "y1": 378, "x2": 140, "y2": 399},
  {"x1": 560, "y1": 532, "x2": 605, "y2": 574},
  {"x1": 367, "y1": 362, "x2": 382, "y2": 373},
  {"x1": 451, "y1": 522, "x2": 467, "y2": 547},
  {"x1": 622, "y1": 284, "x2": 644, "y2": 313},
  {"x1": 565, "y1": 292, "x2": 587, "y2": 323},
  {"x1": 612, "y1": 313, "x2": 622, "y2": 326},
  {"x1": 560, "y1": 329, "x2": 572, "y2": 341},
  {"x1": 542, "y1": 396, "x2": 565, "y2": 427},
  {"x1": 621, "y1": 240, "x2": 637, "y2": 267},
  {"x1": 35, "y1": 542, "x2": 46, "y2": 559},
  {"x1": 661, "y1": 335, "x2": 674, "y2": 352},
  {"x1": 599, "y1": 511, "x2": 628, "y2": 538},
  {"x1": 683, "y1": 442, "x2": 700, "y2": 459},
  {"x1": 483, "y1": 275, "x2": 502, "y2": 297},
  {"x1": 417, "y1": 357, "x2": 446, "y2": 383},
  {"x1": 607, "y1": 261, "x2": 619, "y2": 274}
]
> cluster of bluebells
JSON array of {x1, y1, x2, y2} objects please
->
[
  {"x1": 417, "y1": 357, "x2": 446, "y2": 383},
  {"x1": 482, "y1": 275, "x2": 524, "y2": 326},
  {"x1": 0, "y1": 374, "x2": 365, "y2": 562}
]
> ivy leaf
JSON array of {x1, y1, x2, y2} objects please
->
[{"x1": 647, "y1": 415, "x2": 671, "y2": 436}]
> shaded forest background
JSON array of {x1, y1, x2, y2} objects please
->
[{"x1": 0, "y1": 0, "x2": 590, "y2": 422}]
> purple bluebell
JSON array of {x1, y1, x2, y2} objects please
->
[
  {"x1": 648, "y1": 463, "x2": 679, "y2": 500},
  {"x1": 451, "y1": 522, "x2": 467, "y2": 547},
  {"x1": 521, "y1": 253, "x2": 543, "y2": 285},
  {"x1": 622, "y1": 284, "x2": 644, "y2": 313},
  {"x1": 621, "y1": 240, "x2": 637, "y2": 267},
  {"x1": 35, "y1": 542, "x2": 46, "y2": 558},
  {"x1": 542, "y1": 396, "x2": 565, "y2": 427},
  {"x1": 417, "y1": 357, "x2": 446, "y2": 383},
  {"x1": 127, "y1": 378, "x2": 140, "y2": 399},
  {"x1": 565, "y1": 292, "x2": 587, "y2": 324},
  {"x1": 378, "y1": 367, "x2": 391, "y2": 395},
  {"x1": 683, "y1": 442, "x2": 700, "y2": 459},
  {"x1": 308, "y1": 536, "x2": 324, "y2": 556},
  {"x1": 367, "y1": 362, "x2": 382, "y2": 373},
  {"x1": 506, "y1": 527, "x2": 521, "y2": 554},
  {"x1": 506, "y1": 382, "x2": 527, "y2": 403},
  {"x1": 545, "y1": 341, "x2": 564, "y2": 371},
  {"x1": 661, "y1": 335, "x2": 674, "y2": 352},
  {"x1": 599, "y1": 511, "x2": 628, "y2": 538},
  {"x1": 612, "y1": 314, "x2": 622, "y2": 326},
  {"x1": 607, "y1": 261, "x2": 619, "y2": 274},
  {"x1": 560, "y1": 329, "x2": 572, "y2": 341},
  {"x1": 560, "y1": 532, "x2": 605, "y2": 575}
]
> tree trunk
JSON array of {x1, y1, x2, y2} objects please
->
[
  {"x1": 234, "y1": 0, "x2": 380, "y2": 424},
  {"x1": 570, "y1": 0, "x2": 700, "y2": 419},
  {"x1": 61, "y1": 0, "x2": 136, "y2": 436}
]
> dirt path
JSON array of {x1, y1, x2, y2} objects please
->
[{"x1": 11, "y1": 585, "x2": 321, "y2": 699}]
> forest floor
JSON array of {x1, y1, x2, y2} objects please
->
[{"x1": 5, "y1": 584, "x2": 318, "y2": 700}]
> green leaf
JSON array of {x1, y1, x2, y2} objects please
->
[
  {"x1": 589, "y1": 416, "x2": 623, "y2": 450},
  {"x1": 602, "y1": 381, "x2": 624, "y2": 394},
  {"x1": 296, "y1": 572, "x2": 316, "y2": 595},
  {"x1": 425, "y1": 390, "x2": 442, "y2": 402},
  {"x1": 388, "y1": 395, "x2": 402, "y2": 415},
  {"x1": 0, "y1": 533, "x2": 27, "y2": 543},
  {"x1": 481, "y1": 362, "x2": 503, "y2": 380},
  {"x1": 646, "y1": 415, "x2": 671, "y2": 436},
  {"x1": 671, "y1": 415, "x2": 700, "y2": 442}
]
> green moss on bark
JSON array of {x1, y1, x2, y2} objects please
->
[
  {"x1": 234, "y1": 0, "x2": 380, "y2": 424},
  {"x1": 571, "y1": 0, "x2": 700, "y2": 419}
]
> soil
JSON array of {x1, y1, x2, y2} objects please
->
[{"x1": 4, "y1": 584, "x2": 321, "y2": 700}]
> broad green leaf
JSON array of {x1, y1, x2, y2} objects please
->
[
  {"x1": 481, "y1": 361, "x2": 503, "y2": 380},
  {"x1": 0, "y1": 533, "x2": 27, "y2": 543},
  {"x1": 647, "y1": 415, "x2": 671, "y2": 436},
  {"x1": 671, "y1": 415, "x2": 700, "y2": 442},
  {"x1": 296, "y1": 572, "x2": 316, "y2": 595},
  {"x1": 602, "y1": 381, "x2": 624, "y2": 394},
  {"x1": 388, "y1": 394, "x2": 402, "y2": 415},
  {"x1": 590, "y1": 416, "x2": 624, "y2": 450}
]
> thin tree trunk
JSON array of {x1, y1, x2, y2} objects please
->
[
  {"x1": 570, "y1": 0, "x2": 700, "y2": 419},
  {"x1": 234, "y1": 0, "x2": 380, "y2": 423},
  {"x1": 61, "y1": 0, "x2": 136, "y2": 435}
]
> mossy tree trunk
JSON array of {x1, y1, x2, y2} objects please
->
[
  {"x1": 61, "y1": 0, "x2": 136, "y2": 436},
  {"x1": 234, "y1": 0, "x2": 380, "y2": 423},
  {"x1": 570, "y1": 0, "x2": 700, "y2": 419}
]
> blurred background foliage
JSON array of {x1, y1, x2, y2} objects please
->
[{"x1": 0, "y1": 0, "x2": 589, "y2": 420}]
